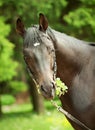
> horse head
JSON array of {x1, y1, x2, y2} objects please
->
[{"x1": 16, "y1": 13, "x2": 56, "y2": 99}]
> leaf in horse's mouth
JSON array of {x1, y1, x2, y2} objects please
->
[
  {"x1": 55, "y1": 78, "x2": 68, "y2": 97},
  {"x1": 36, "y1": 78, "x2": 68, "y2": 97}
]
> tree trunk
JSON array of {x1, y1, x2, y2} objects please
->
[
  {"x1": 0, "y1": 95, "x2": 2, "y2": 117},
  {"x1": 28, "y1": 79, "x2": 44, "y2": 114}
]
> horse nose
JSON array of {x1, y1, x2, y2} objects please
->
[
  {"x1": 40, "y1": 82, "x2": 55, "y2": 99},
  {"x1": 41, "y1": 82, "x2": 55, "y2": 93}
]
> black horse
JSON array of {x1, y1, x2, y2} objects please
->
[{"x1": 16, "y1": 13, "x2": 95, "y2": 130}]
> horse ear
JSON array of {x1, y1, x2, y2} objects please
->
[
  {"x1": 16, "y1": 18, "x2": 26, "y2": 37},
  {"x1": 39, "y1": 13, "x2": 48, "y2": 31}
]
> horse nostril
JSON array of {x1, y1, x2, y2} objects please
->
[{"x1": 41, "y1": 85, "x2": 47, "y2": 93}]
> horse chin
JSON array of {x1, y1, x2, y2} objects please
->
[
  {"x1": 41, "y1": 89, "x2": 55, "y2": 100},
  {"x1": 42, "y1": 93, "x2": 55, "y2": 100}
]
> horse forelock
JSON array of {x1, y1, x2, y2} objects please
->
[{"x1": 24, "y1": 26, "x2": 43, "y2": 48}]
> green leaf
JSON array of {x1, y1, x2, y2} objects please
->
[{"x1": 55, "y1": 78, "x2": 68, "y2": 97}]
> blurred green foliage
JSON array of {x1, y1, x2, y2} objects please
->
[
  {"x1": 0, "y1": 17, "x2": 18, "y2": 82},
  {"x1": 64, "y1": 0, "x2": 95, "y2": 39},
  {"x1": 1, "y1": 94, "x2": 15, "y2": 105},
  {"x1": 9, "y1": 81, "x2": 27, "y2": 94}
]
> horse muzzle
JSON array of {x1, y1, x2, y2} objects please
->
[{"x1": 40, "y1": 81, "x2": 55, "y2": 100}]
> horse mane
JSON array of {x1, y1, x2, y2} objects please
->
[
  {"x1": 24, "y1": 26, "x2": 43, "y2": 48},
  {"x1": 48, "y1": 28, "x2": 87, "y2": 45},
  {"x1": 47, "y1": 27, "x2": 92, "y2": 55},
  {"x1": 47, "y1": 28, "x2": 95, "y2": 55}
]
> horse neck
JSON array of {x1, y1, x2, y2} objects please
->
[{"x1": 52, "y1": 29, "x2": 90, "y2": 86}]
